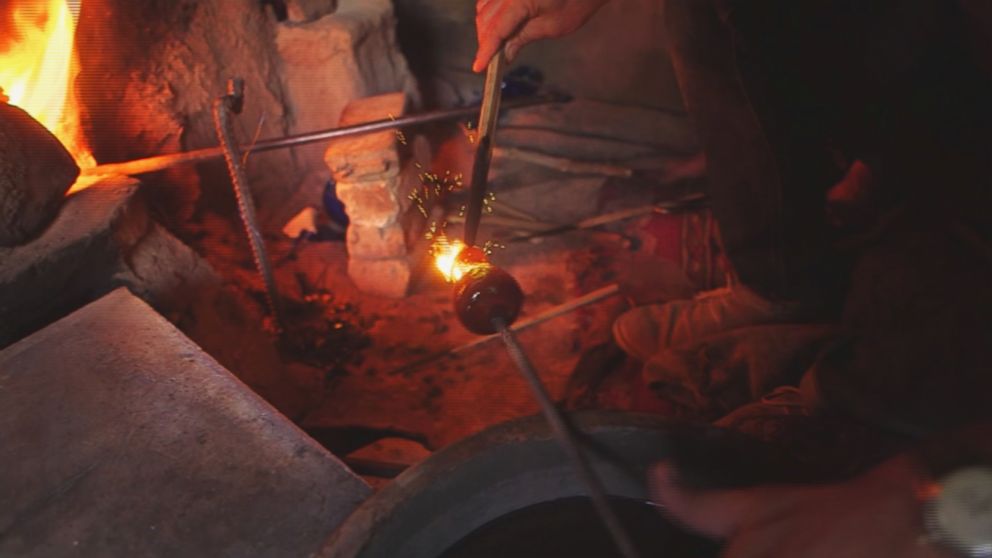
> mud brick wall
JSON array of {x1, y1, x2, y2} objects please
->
[{"x1": 76, "y1": 0, "x2": 416, "y2": 225}]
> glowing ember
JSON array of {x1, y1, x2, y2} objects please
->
[
  {"x1": 431, "y1": 236, "x2": 488, "y2": 283},
  {"x1": 432, "y1": 236, "x2": 469, "y2": 282},
  {"x1": 1, "y1": 0, "x2": 95, "y2": 192}
]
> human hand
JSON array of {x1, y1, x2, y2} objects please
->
[
  {"x1": 649, "y1": 455, "x2": 952, "y2": 558},
  {"x1": 473, "y1": 0, "x2": 610, "y2": 72}
]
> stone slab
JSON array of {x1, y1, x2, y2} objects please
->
[
  {"x1": 0, "y1": 176, "x2": 144, "y2": 346},
  {"x1": 0, "y1": 176, "x2": 218, "y2": 348},
  {"x1": 0, "y1": 288, "x2": 370, "y2": 557}
]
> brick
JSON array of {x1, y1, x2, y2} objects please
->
[
  {"x1": 336, "y1": 156, "x2": 428, "y2": 228},
  {"x1": 338, "y1": 91, "x2": 408, "y2": 133},
  {"x1": 324, "y1": 91, "x2": 407, "y2": 182},
  {"x1": 277, "y1": 0, "x2": 417, "y2": 178},
  {"x1": 347, "y1": 257, "x2": 411, "y2": 298},
  {"x1": 271, "y1": 136, "x2": 428, "y2": 240},
  {"x1": 335, "y1": 177, "x2": 401, "y2": 228},
  {"x1": 346, "y1": 223, "x2": 407, "y2": 260}
]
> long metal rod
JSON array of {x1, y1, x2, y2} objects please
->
[
  {"x1": 83, "y1": 93, "x2": 565, "y2": 178},
  {"x1": 493, "y1": 146, "x2": 634, "y2": 178},
  {"x1": 494, "y1": 318, "x2": 642, "y2": 558},
  {"x1": 463, "y1": 50, "x2": 507, "y2": 247},
  {"x1": 213, "y1": 80, "x2": 283, "y2": 332},
  {"x1": 452, "y1": 284, "x2": 620, "y2": 356},
  {"x1": 385, "y1": 284, "x2": 621, "y2": 376},
  {"x1": 506, "y1": 193, "x2": 709, "y2": 243}
]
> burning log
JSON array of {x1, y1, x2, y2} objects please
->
[{"x1": 0, "y1": 101, "x2": 79, "y2": 247}]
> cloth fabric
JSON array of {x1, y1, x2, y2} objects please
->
[
  {"x1": 660, "y1": 0, "x2": 992, "y2": 436},
  {"x1": 662, "y1": 0, "x2": 992, "y2": 302}
]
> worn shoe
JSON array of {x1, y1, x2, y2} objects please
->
[{"x1": 612, "y1": 285, "x2": 800, "y2": 361}]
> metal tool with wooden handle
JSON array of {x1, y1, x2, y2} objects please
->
[{"x1": 463, "y1": 49, "x2": 507, "y2": 247}]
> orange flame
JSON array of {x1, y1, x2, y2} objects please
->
[
  {"x1": 433, "y1": 237, "x2": 470, "y2": 282},
  {"x1": 1, "y1": 0, "x2": 96, "y2": 193},
  {"x1": 432, "y1": 236, "x2": 487, "y2": 283}
]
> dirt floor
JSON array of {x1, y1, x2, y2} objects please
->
[{"x1": 179, "y1": 110, "x2": 711, "y2": 484}]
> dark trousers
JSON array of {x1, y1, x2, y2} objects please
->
[{"x1": 661, "y1": 0, "x2": 992, "y2": 303}]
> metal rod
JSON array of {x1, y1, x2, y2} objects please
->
[
  {"x1": 507, "y1": 193, "x2": 708, "y2": 243},
  {"x1": 494, "y1": 318, "x2": 642, "y2": 558},
  {"x1": 447, "y1": 214, "x2": 552, "y2": 232},
  {"x1": 489, "y1": 199, "x2": 541, "y2": 222},
  {"x1": 493, "y1": 146, "x2": 634, "y2": 178},
  {"x1": 83, "y1": 93, "x2": 567, "y2": 178},
  {"x1": 463, "y1": 49, "x2": 507, "y2": 247},
  {"x1": 386, "y1": 284, "x2": 620, "y2": 376},
  {"x1": 213, "y1": 79, "x2": 283, "y2": 332},
  {"x1": 452, "y1": 283, "x2": 620, "y2": 355},
  {"x1": 450, "y1": 195, "x2": 707, "y2": 243}
]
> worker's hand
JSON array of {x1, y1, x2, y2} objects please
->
[
  {"x1": 473, "y1": 0, "x2": 610, "y2": 72},
  {"x1": 650, "y1": 455, "x2": 951, "y2": 558}
]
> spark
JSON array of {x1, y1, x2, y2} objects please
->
[{"x1": 388, "y1": 113, "x2": 408, "y2": 145}]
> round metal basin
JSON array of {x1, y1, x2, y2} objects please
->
[{"x1": 319, "y1": 412, "x2": 721, "y2": 558}]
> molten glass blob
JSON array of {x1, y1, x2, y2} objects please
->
[
  {"x1": 453, "y1": 265, "x2": 524, "y2": 335},
  {"x1": 432, "y1": 238, "x2": 522, "y2": 334},
  {"x1": 433, "y1": 237, "x2": 487, "y2": 283}
]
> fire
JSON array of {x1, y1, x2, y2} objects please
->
[
  {"x1": 432, "y1": 236, "x2": 487, "y2": 283},
  {"x1": 433, "y1": 237, "x2": 470, "y2": 282},
  {"x1": 1, "y1": 0, "x2": 96, "y2": 192}
]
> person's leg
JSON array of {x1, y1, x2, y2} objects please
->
[
  {"x1": 664, "y1": 0, "x2": 843, "y2": 301},
  {"x1": 614, "y1": 0, "x2": 842, "y2": 360},
  {"x1": 807, "y1": 0, "x2": 992, "y2": 434}
]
